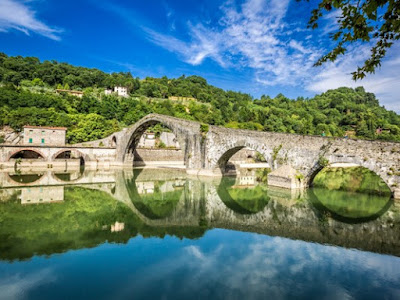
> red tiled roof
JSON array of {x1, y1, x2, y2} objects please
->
[{"x1": 23, "y1": 126, "x2": 68, "y2": 130}]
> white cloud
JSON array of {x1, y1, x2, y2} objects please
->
[
  {"x1": 0, "y1": 0, "x2": 61, "y2": 40},
  {"x1": 107, "y1": 0, "x2": 400, "y2": 110},
  {"x1": 143, "y1": 0, "x2": 322, "y2": 86},
  {"x1": 114, "y1": 235, "x2": 400, "y2": 299}
]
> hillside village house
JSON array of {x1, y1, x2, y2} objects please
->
[
  {"x1": 114, "y1": 86, "x2": 128, "y2": 97},
  {"x1": 105, "y1": 86, "x2": 129, "y2": 97},
  {"x1": 23, "y1": 126, "x2": 67, "y2": 146}
]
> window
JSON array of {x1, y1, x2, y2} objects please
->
[
  {"x1": 29, "y1": 138, "x2": 32, "y2": 143},
  {"x1": 42, "y1": 130, "x2": 45, "y2": 134},
  {"x1": 41, "y1": 138, "x2": 45, "y2": 144},
  {"x1": 29, "y1": 130, "x2": 33, "y2": 134}
]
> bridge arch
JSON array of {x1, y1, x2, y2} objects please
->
[
  {"x1": 306, "y1": 159, "x2": 394, "y2": 195},
  {"x1": 117, "y1": 114, "x2": 192, "y2": 166},
  {"x1": 52, "y1": 149, "x2": 90, "y2": 167},
  {"x1": 8, "y1": 149, "x2": 46, "y2": 161},
  {"x1": 211, "y1": 140, "x2": 270, "y2": 175},
  {"x1": 111, "y1": 136, "x2": 117, "y2": 148}
]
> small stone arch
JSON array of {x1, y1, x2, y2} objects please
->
[
  {"x1": 111, "y1": 136, "x2": 117, "y2": 148},
  {"x1": 306, "y1": 160, "x2": 393, "y2": 196},
  {"x1": 52, "y1": 149, "x2": 90, "y2": 168},
  {"x1": 8, "y1": 149, "x2": 46, "y2": 161},
  {"x1": 211, "y1": 140, "x2": 269, "y2": 175},
  {"x1": 52, "y1": 149, "x2": 89, "y2": 161}
]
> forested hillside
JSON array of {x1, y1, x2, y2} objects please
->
[{"x1": 1, "y1": 52, "x2": 399, "y2": 144}]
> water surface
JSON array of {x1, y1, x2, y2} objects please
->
[{"x1": 0, "y1": 169, "x2": 399, "y2": 300}]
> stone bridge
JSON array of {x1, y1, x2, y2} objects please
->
[
  {"x1": 2, "y1": 113, "x2": 400, "y2": 197},
  {"x1": 0, "y1": 145, "x2": 116, "y2": 171},
  {"x1": 107, "y1": 114, "x2": 400, "y2": 198}
]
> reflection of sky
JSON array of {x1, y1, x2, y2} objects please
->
[
  {"x1": 1, "y1": 230, "x2": 400, "y2": 300},
  {"x1": 0, "y1": 268, "x2": 55, "y2": 300}
]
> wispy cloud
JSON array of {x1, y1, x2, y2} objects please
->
[
  {"x1": 0, "y1": 0, "x2": 61, "y2": 40},
  {"x1": 143, "y1": 0, "x2": 321, "y2": 86},
  {"x1": 98, "y1": 0, "x2": 400, "y2": 110}
]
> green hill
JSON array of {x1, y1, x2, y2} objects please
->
[{"x1": 1, "y1": 52, "x2": 399, "y2": 144}]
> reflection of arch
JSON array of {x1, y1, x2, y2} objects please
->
[
  {"x1": 309, "y1": 188, "x2": 393, "y2": 224},
  {"x1": 125, "y1": 176, "x2": 184, "y2": 220},
  {"x1": 8, "y1": 173, "x2": 44, "y2": 184},
  {"x1": 217, "y1": 177, "x2": 269, "y2": 214},
  {"x1": 9, "y1": 149, "x2": 45, "y2": 160},
  {"x1": 53, "y1": 171, "x2": 84, "y2": 182}
]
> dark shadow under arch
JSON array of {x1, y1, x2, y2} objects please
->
[
  {"x1": 9, "y1": 149, "x2": 44, "y2": 160},
  {"x1": 111, "y1": 136, "x2": 117, "y2": 148}
]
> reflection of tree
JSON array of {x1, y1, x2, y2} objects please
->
[
  {"x1": 0, "y1": 186, "x2": 205, "y2": 262},
  {"x1": 309, "y1": 188, "x2": 392, "y2": 223},
  {"x1": 218, "y1": 178, "x2": 270, "y2": 214}
]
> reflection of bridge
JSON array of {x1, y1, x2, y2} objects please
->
[
  {"x1": 2, "y1": 114, "x2": 400, "y2": 197},
  {"x1": 1, "y1": 169, "x2": 399, "y2": 256},
  {"x1": 0, "y1": 170, "x2": 116, "y2": 188}
]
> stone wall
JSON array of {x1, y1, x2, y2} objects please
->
[{"x1": 133, "y1": 149, "x2": 185, "y2": 166}]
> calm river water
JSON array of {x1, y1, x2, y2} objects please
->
[{"x1": 0, "y1": 168, "x2": 399, "y2": 300}]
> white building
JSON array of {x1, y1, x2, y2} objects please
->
[{"x1": 114, "y1": 86, "x2": 128, "y2": 97}]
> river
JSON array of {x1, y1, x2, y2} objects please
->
[{"x1": 0, "y1": 168, "x2": 399, "y2": 299}]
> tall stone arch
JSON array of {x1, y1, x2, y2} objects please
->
[{"x1": 116, "y1": 114, "x2": 201, "y2": 168}]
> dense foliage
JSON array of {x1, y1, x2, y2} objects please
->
[{"x1": 1, "y1": 53, "x2": 400, "y2": 143}]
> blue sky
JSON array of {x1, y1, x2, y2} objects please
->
[{"x1": 0, "y1": 0, "x2": 400, "y2": 111}]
